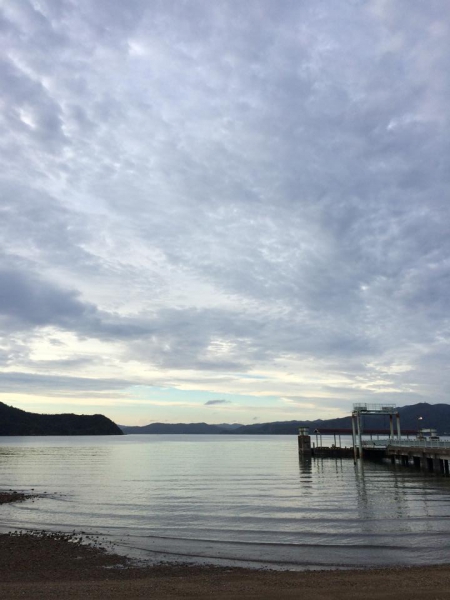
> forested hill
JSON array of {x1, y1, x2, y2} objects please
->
[
  {"x1": 120, "y1": 403, "x2": 450, "y2": 435},
  {"x1": 0, "y1": 402, "x2": 123, "y2": 436}
]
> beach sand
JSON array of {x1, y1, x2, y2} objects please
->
[{"x1": 2, "y1": 492, "x2": 450, "y2": 599}]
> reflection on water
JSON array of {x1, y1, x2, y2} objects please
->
[{"x1": 1, "y1": 434, "x2": 450, "y2": 569}]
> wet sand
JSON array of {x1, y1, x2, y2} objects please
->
[{"x1": 2, "y1": 492, "x2": 450, "y2": 599}]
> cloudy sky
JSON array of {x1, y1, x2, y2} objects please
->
[{"x1": 1, "y1": 0, "x2": 449, "y2": 425}]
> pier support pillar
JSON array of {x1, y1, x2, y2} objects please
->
[
  {"x1": 352, "y1": 415, "x2": 357, "y2": 463},
  {"x1": 396, "y1": 413, "x2": 401, "y2": 440},
  {"x1": 357, "y1": 412, "x2": 363, "y2": 460}
]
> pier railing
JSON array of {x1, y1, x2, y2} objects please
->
[
  {"x1": 388, "y1": 439, "x2": 450, "y2": 449},
  {"x1": 363, "y1": 439, "x2": 450, "y2": 449},
  {"x1": 353, "y1": 403, "x2": 396, "y2": 413}
]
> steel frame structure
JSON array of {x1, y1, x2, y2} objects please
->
[{"x1": 352, "y1": 403, "x2": 401, "y2": 462}]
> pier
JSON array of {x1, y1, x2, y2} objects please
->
[
  {"x1": 364, "y1": 438, "x2": 450, "y2": 475},
  {"x1": 298, "y1": 403, "x2": 450, "y2": 476}
]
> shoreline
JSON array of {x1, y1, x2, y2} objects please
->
[{"x1": 3, "y1": 492, "x2": 450, "y2": 598}]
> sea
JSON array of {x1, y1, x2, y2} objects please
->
[{"x1": 1, "y1": 434, "x2": 450, "y2": 570}]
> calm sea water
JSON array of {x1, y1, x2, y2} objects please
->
[{"x1": 1, "y1": 434, "x2": 450, "y2": 570}]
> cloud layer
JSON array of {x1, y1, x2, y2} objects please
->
[{"x1": 1, "y1": 0, "x2": 449, "y2": 423}]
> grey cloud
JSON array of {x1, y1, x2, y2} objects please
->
[
  {"x1": 0, "y1": 371, "x2": 133, "y2": 391},
  {"x1": 0, "y1": 266, "x2": 93, "y2": 328},
  {"x1": 0, "y1": 58, "x2": 66, "y2": 148},
  {"x1": 0, "y1": 264, "x2": 152, "y2": 341},
  {"x1": 122, "y1": 303, "x2": 377, "y2": 375},
  {"x1": 22, "y1": 357, "x2": 95, "y2": 371},
  {"x1": 0, "y1": 1, "x2": 449, "y2": 411},
  {"x1": 204, "y1": 399, "x2": 232, "y2": 406},
  {"x1": 0, "y1": 371, "x2": 132, "y2": 395}
]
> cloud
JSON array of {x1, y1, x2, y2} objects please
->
[
  {"x1": 0, "y1": 265, "x2": 94, "y2": 329},
  {"x1": 0, "y1": 263, "x2": 155, "y2": 341},
  {"x1": 204, "y1": 399, "x2": 232, "y2": 406},
  {"x1": 0, "y1": 371, "x2": 132, "y2": 397},
  {"x1": 0, "y1": 0, "x2": 449, "y2": 420}
]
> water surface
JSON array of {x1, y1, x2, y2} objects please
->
[{"x1": 1, "y1": 434, "x2": 450, "y2": 570}]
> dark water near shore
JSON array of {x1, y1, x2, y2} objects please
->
[{"x1": 2, "y1": 434, "x2": 450, "y2": 570}]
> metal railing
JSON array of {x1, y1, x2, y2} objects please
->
[
  {"x1": 363, "y1": 438, "x2": 450, "y2": 449},
  {"x1": 362, "y1": 439, "x2": 392, "y2": 447},
  {"x1": 353, "y1": 403, "x2": 397, "y2": 413},
  {"x1": 388, "y1": 439, "x2": 450, "y2": 449}
]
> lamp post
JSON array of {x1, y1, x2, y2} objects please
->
[{"x1": 314, "y1": 429, "x2": 319, "y2": 448}]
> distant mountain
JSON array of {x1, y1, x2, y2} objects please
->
[
  {"x1": 0, "y1": 402, "x2": 123, "y2": 436},
  {"x1": 120, "y1": 422, "x2": 227, "y2": 434},
  {"x1": 231, "y1": 403, "x2": 450, "y2": 435},
  {"x1": 120, "y1": 403, "x2": 450, "y2": 436},
  {"x1": 231, "y1": 417, "x2": 352, "y2": 435},
  {"x1": 397, "y1": 403, "x2": 450, "y2": 433}
]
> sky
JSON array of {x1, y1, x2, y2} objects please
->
[{"x1": 0, "y1": 0, "x2": 449, "y2": 426}]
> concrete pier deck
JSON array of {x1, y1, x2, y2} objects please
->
[{"x1": 364, "y1": 439, "x2": 450, "y2": 475}]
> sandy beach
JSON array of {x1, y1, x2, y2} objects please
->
[{"x1": 2, "y1": 492, "x2": 450, "y2": 599}]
